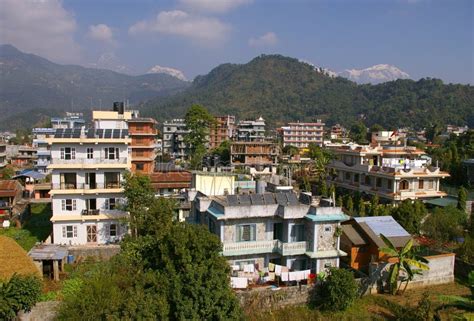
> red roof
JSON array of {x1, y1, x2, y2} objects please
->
[
  {"x1": 150, "y1": 171, "x2": 192, "y2": 190},
  {"x1": 0, "y1": 180, "x2": 21, "y2": 197}
]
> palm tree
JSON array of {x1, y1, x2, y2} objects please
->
[{"x1": 379, "y1": 234, "x2": 430, "y2": 295}]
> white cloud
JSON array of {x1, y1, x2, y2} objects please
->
[
  {"x1": 129, "y1": 10, "x2": 230, "y2": 45},
  {"x1": 0, "y1": 0, "x2": 81, "y2": 63},
  {"x1": 178, "y1": 0, "x2": 252, "y2": 14},
  {"x1": 248, "y1": 32, "x2": 278, "y2": 47},
  {"x1": 87, "y1": 24, "x2": 116, "y2": 46}
]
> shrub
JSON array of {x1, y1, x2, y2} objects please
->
[
  {"x1": 0, "y1": 274, "x2": 42, "y2": 320},
  {"x1": 319, "y1": 268, "x2": 359, "y2": 311}
]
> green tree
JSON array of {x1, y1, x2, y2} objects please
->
[
  {"x1": 457, "y1": 186, "x2": 467, "y2": 212},
  {"x1": 380, "y1": 235, "x2": 429, "y2": 295},
  {"x1": 390, "y1": 200, "x2": 426, "y2": 234},
  {"x1": 370, "y1": 123, "x2": 384, "y2": 133},
  {"x1": 184, "y1": 104, "x2": 215, "y2": 165},
  {"x1": 282, "y1": 145, "x2": 299, "y2": 157},
  {"x1": 317, "y1": 268, "x2": 359, "y2": 311},
  {"x1": 212, "y1": 140, "x2": 231, "y2": 164},
  {"x1": 345, "y1": 196, "x2": 354, "y2": 215},
  {"x1": 0, "y1": 166, "x2": 15, "y2": 180},
  {"x1": 0, "y1": 274, "x2": 42, "y2": 320},
  {"x1": 358, "y1": 201, "x2": 367, "y2": 217},
  {"x1": 336, "y1": 195, "x2": 343, "y2": 207},
  {"x1": 422, "y1": 206, "x2": 466, "y2": 243},
  {"x1": 349, "y1": 121, "x2": 368, "y2": 144},
  {"x1": 369, "y1": 195, "x2": 380, "y2": 216},
  {"x1": 121, "y1": 172, "x2": 156, "y2": 238}
]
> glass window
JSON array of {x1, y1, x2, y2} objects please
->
[
  {"x1": 109, "y1": 224, "x2": 117, "y2": 237},
  {"x1": 237, "y1": 224, "x2": 256, "y2": 242},
  {"x1": 324, "y1": 225, "x2": 332, "y2": 233},
  {"x1": 60, "y1": 147, "x2": 76, "y2": 160},
  {"x1": 62, "y1": 199, "x2": 76, "y2": 211},
  {"x1": 290, "y1": 224, "x2": 305, "y2": 242},
  {"x1": 62, "y1": 225, "x2": 77, "y2": 238},
  {"x1": 87, "y1": 148, "x2": 93, "y2": 159},
  {"x1": 104, "y1": 147, "x2": 119, "y2": 160}
]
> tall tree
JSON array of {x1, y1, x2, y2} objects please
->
[
  {"x1": 184, "y1": 104, "x2": 215, "y2": 167},
  {"x1": 457, "y1": 186, "x2": 467, "y2": 212},
  {"x1": 380, "y1": 235, "x2": 429, "y2": 295}
]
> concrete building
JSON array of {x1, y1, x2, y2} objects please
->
[
  {"x1": 209, "y1": 115, "x2": 235, "y2": 150},
  {"x1": 47, "y1": 127, "x2": 130, "y2": 245},
  {"x1": 195, "y1": 192, "x2": 349, "y2": 273},
  {"x1": 281, "y1": 121, "x2": 325, "y2": 148},
  {"x1": 370, "y1": 130, "x2": 401, "y2": 145},
  {"x1": 10, "y1": 146, "x2": 37, "y2": 168},
  {"x1": 51, "y1": 113, "x2": 85, "y2": 129},
  {"x1": 0, "y1": 143, "x2": 6, "y2": 168},
  {"x1": 230, "y1": 141, "x2": 279, "y2": 175},
  {"x1": 192, "y1": 171, "x2": 235, "y2": 196},
  {"x1": 236, "y1": 117, "x2": 266, "y2": 142},
  {"x1": 32, "y1": 128, "x2": 56, "y2": 173},
  {"x1": 162, "y1": 119, "x2": 190, "y2": 159},
  {"x1": 326, "y1": 144, "x2": 450, "y2": 203}
]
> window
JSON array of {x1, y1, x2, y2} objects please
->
[
  {"x1": 237, "y1": 224, "x2": 256, "y2": 242},
  {"x1": 354, "y1": 173, "x2": 360, "y2": 183},
  {"x1": 61, "y1": 199, "x2": 76, "y2": 211},
  {"x1": 87, "y1": 148, "x2": 94, "y2": 159},
  {"x1": 345, "y1": 172, "x2": 351, "y2": 181},
  {"x1": 324, "y1": 225, "x2": 332, "y2": 233},
  {"x1": 60, "y1": 147, "x2": 75, "y2": 160},
  {"x1": 324, "y1": 262, "x2": 332, "y2": 268},
  {"x1": 105, "y1": 198, "x2": 116, "y2": 210},
  {"x1": 387, "y1": 180, "x2": 393, "y2": 190},
  {"x1": 104, "y1": 147, "x2": 119, "y2": 160},
  {"x1": 364, "y1": 175, "x2": 371, "y2": 186},
  {"x1": 109, "y1": 224, "x2": 117, "y2": 237},
  {"x1": 290, "y1": 224, "x2": 305, "y2": 242},
  {"x1": 376, "y1": 178, "x2": 382, "y2": 188},
  {"x1": 418, "y1": 180, "x2": 424, "y2": 189},
  {"x1": 427, "y1": 180, "x2": 434, "y2": 189},
  {"x1": 62, "y1": 225, "x2": 77, "y2": 238},
  {"x1": 399, "y1": 180, "x2": 409, "y2": 190},
  {"x1": 136, "y1": 163, "x2": 144, "y2": 171}
]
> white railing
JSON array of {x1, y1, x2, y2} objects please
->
[
  {"x1": 223, "y1": 240, "x2": 277, "y2": 255},
  {"x1": 51, "y1": 157, "x2": 127, "y2": 165},
  {"x1": 277, "y1": 241, "x2": 307, "y2": 255}
]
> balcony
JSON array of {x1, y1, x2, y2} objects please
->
[
  {"x1": 51, "y1": 157, "x2": 127, "y2": 165},
  {"x1": 51, "y1": 182, "x2": 122, "y2": 191},
  {"x1": 82, "y1": 209, "x2": 100, "y2": 216},
  {"x1": 221, "y1": 240, "x2": 308, "y2": 256}
]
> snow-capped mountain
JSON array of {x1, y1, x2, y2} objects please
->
[
  {"x1": 147, "y1": 65, "x2": 187, "y2": 81},
  {"x1": 88, "y1": 52, "x2": 135, "y2": 74},
  {"x1": 338, "y1": 64, "x2": 410, "y2": 84}
]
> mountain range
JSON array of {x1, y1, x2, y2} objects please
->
[
  {"x1": 0, "y1": 44, "x2": 190, "y2": 130},
  {"x1": 141, "y1": 54, "x2": 473, "y2": 129},
  {"x1": 0, "y1": 45, "x2": 472, "y2": 131}
]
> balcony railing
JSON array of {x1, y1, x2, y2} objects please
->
[
  {"x1": 222, "y1": 240, "x2": 309, "y2": 256},
  {"x1": 82, "y1": 209, "x2": 100, "y2": 216},
  {"x1": 51, "y1": 157, "x2": 127, "y2": 165},
  {"x1": 52, "y1": 182, "x2": 122, "y2": 190}
]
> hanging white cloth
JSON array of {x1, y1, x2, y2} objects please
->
[
  {"x1": 231, "y1": 277, "x2": 248, "y2": 289},
  {"x1": 243, "y1": 264, "x2": 254, "y2": 273}
]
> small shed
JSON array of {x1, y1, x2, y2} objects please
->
[{"x1": 28, "y1": 244, "x2": 68, "y2": 281}]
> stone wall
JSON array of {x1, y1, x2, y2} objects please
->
[
  {"x1": 67, "y1": 245, "x2": 120, "y2": 262},
  {"x1": 17, "y1": 301, "x2": 60, "y2": 321},
  {"x1": 316, "y1": 223, "x2": 337, "y2": 251},
  {"x1": 236, "y1": 285, "x2": 312, "y2": 311}
]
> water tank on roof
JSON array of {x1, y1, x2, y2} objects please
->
[{"x1": 113, "y1": 102, "x2": 124, "y2": 114}]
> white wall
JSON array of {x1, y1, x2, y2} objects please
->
[
  {"x1": 52, "y1": 194, "x2": 125, "y2": 216},
  {"x1": 52, "y1": 220, "x2": 127, "y2": 245}
]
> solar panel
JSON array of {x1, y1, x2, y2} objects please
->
[
  {"x1": 263, "y1": 193, "x2": 275, "y2": 205},
  {"x1": 72, "y1": 129, "x2": 81, "y2": 138},
  {"x1": 122, "y1": 129, "x2": 128, "y2": 137},
  {"x1": 275, "y1": 193, "x2": 287, "y2": 205},
  {"x1": 227, "y1": 195, "x2": 239, "y2": 206},
  {"x1": 112, "y1": 130, "x2": 121, "y2": 138},
  {"x1": 54, "y1": 129, "x2": 64, "y2": 138},
  {"x1": 286, "y1": 193, "x2": 299, "y2": 205},
  {"x1": 239, "y1": 194, "x2": 251, "y2": 205},
  {"x1": 86, "y1": 129, "x2": 95, "y2": 138},
  {"x1": 63, "y1": 129, "x2": 72, "y2": 138},
  {"x1": 96, "y1": 129, "x2": 104, "y2": 138},
  {"x1": 250, "y1": 194, "x2": 264, "y2": 205},
  {"x1": 104, "y1": 129, "x2": 113, "y2": 139}
]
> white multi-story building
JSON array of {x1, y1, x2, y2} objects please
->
[
  {"x1": 51, "y1": 113, "x2": 85, "y2": 129},
  {"x1": 32, "y1": 128, "x2": 56, "y2": 173},
  {"x1": 281, "y1": 121, "x2": 325, "y2": 148},
  {"x1": 48, "y1": 127, "x2": 131, "y2": 245},
  {"x1": 162, "y1": 119, "x2": 190, "y2": 159},
  {"x1": 326, "y1": 144, "x2": 450, "y2": 203},
  {"x1": 0, "y1": 143, "x2": 6, "y2": 169},
  {"x1": 236, "y1": 117, "x2": 266, "y2": 142}
]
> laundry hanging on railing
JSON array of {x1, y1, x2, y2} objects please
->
[{"x1": 230, "y1": 277, "x2": 248, "y2": 289}]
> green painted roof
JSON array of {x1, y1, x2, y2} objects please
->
[
  {"x1": 207, "y1": 206, "x2": 224, "y2": 219},
  {"x1": 424, "y1": 197, "x2": 458, "y2": 207},
  {"x1": 305, "y1": 213, "x2": 350, "y2": 222}
]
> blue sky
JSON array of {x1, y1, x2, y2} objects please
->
[{"x1": 1, "y1": 0, "x2": 472, "y2": 83}]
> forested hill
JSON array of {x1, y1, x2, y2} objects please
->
[
  {"x1": 0, "y1": 44, "x2": 190, "y2": 130},
  {"x1": 142, "y1": 55, "x2": 474, "y2": 129}
]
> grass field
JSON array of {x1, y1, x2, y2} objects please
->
[
  {"x1": 246, "y1": 282, "x2": 471, "y2": 321},
  {"x1": 0, "y1": 203, "x2": 52, "y2": 250}
]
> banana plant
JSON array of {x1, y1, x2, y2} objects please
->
[{"x1": 379, "y1": 234, "x2": 430, "y2": 295}]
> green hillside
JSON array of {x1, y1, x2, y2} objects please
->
[{"x1": 142, "y1": 54, "x2": 473, "y2": 129}]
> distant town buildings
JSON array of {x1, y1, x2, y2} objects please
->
[
  {"x1": 32, "y1": 128, "x2": 56, "y2": 173},
  {"x1": 0, "y1": 143, "x2": 6, "y2": 169},
  {"x1": 235, "y1": 117, "x2": 266, "y2": 142},
  {"x1": 326, "y1": 144, "x2": 449, "y2": 203},
  {"x1": 51, "y1": 112, "x2": 85, "y2": 129},
  {"x1": 209, "y1": 115, "x2": 235, "y2": 149},
  {"x1": 281, "y1": 120, "x2": 324, "y2": 148},
  {"x1": 162, "y1": 119, "x2": 189, "y2": 160},
  {"x1": 370, "y1": 130, "x2": 402, "y2": 145}
]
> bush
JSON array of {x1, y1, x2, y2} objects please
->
[
  {"x1": 318, "y1": 268, "x2": 359, "y2": 311},
  {"x1": 0, "y1": 274, "x2": 42, "y2": 320}
]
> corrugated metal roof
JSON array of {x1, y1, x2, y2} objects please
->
[{"x1": 354, "y1": 216, "x2": 410, "y2": 238}]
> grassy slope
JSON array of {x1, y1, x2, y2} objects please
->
[{"x1": 0, "y1": 203, "x2": 52, "y2": 251}]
